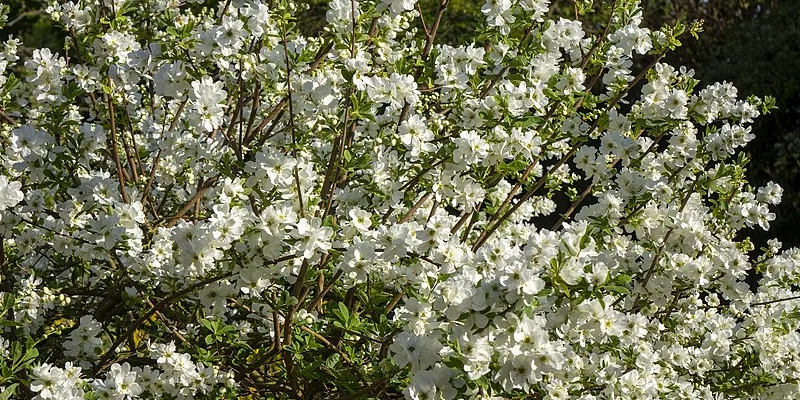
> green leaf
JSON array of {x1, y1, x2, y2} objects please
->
[
  {"x1": 0, "y1": 383, "x2": 17, "y2": 400},
  {"x1": 1, "y1": 293, "x2": 14, "y2": 312},
  {"x1": 21, "y1": 347, "x2": 38, "y2": 364},
  {"x1": 614, "y1": 274, "x2": 632, "y2": 285},
  {"x1": 336, "y1": 302, "x2": 350, "y2": 322},
  {"x1": 10, "y1": 343, "x2": 20, "y2": 366},
  {"x1": 325, "y1": 354, "x2": 341, "y2": 370},
  {"x1": 199, "y1": 319, "x2": 214, "y2": 332},
  {"x1": 604, "y1": 285, "x2": 630, "y2": 295}
]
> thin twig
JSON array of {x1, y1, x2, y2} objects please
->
[{"x1": 106, "y1": 88, "x2": 130, "y2": 204}]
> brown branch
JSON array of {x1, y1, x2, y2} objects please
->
[
  {"x1": 551, "y1": 129, "x2": 661, "y2": 229},
  {"x1": 106, "y1": 89, "x2": 130, "y2": 203},
  {"x1": 332, "y1": 378, "x2": 388, "y2": 400},
  {"x1": 94, "y1": 271, "x2": 235, "y2": 375},
  {"x1": 473, "y1": 142, "x2": 580, "y2": 251},
  {"x1": 165, "y1": 175, "x2": 220, "y2": 228},
  {"x1": 751, "y1": 295, "x2": 800, "y2": 307},
  {"x1": 0, "y1": 109, "x2": 16, "y2": 125},
  {"x1": 384, "y1": 292, "x2": 404, "y2": 315},
  {"x1": 280, "y1": 23, "x2": 305, "y2": 220},
  {"x1": 473, "y1": 50, "x2": 668, "y2": 251},
  {"x1": 306, "y1": 269, "x2": 343, "y2": 312},
  {"x1": 141, "y1": 98, "x2": 188, "y2": 205},
  {"x1": 450, "y1": 209, "x2": 472, "y2": 235},
  {"x1": 299, "y1": 325, "x2": 366, "y2": 382},
  {"x1": 397, "y1": 0, "x2": 449, "y2": 125},
  {"x1": 145, "y1": 298, "x2": 189, "y2": 344},
  {"x1": 217, "y1": 0, "x2": 232, "y2": 24},
  {"x1": 398, "y1": 192, "x2": 433, "y2": 224},
  {"x1": 121, "y1": 99, "x2": 146, "y2": 179},
  {"x1": 95, "y1": 254, "x2": 298, "y2": 376}
]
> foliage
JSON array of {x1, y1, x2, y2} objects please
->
[
  {"x1": 0, "y1": 0, "x2": 798, "y2": 399},
  {"x1": 0, "y1": 0, "x2": 61, "y2": 54},
  {"x1": 668, "y1": 0, "x2": 800, "y2": 248}
]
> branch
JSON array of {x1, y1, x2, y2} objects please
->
[
  {"x1": 94, "y1": 271, "x2": 235, "y2": 375},
  {"x1": 106, "y1": 89, "x2": 130, "y2": 203},
  {"x1": 165, "y1": 175, "x2": 220, "y2": 228}
]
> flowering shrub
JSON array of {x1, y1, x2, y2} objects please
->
[{"x1": 0, "y1": 0, "x2": 797, "y2": 399}]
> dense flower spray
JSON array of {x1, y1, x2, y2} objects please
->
[{"x1": 0, "y1": 0, "x2": 794, "y2": 399}]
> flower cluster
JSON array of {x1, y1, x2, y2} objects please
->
[{"x1": 0, "y1": 0, "x2": 793, "y2": 399}]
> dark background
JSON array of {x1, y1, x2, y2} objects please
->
[{"x1": 3, "y1": 0, "x2": 798, "y2": 249}]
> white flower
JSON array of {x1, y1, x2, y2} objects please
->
[
  {"x1": 758, "y1": 181, "x2": 784, "y2": 205},
  {"x1": 0, "y1": 176, "x2": 23, "y2": 220},
  {"x1": 556, "y1": 67, "x2": 586, "y2": 95},
  {"x1": 190, "y1": 76, "x2": 227, "y2": 132},
  {"x1": 2, "y1": 2, "x2": 796, "y2": 399},
  {"x1": 94, "y1": 362, "x2": 142, "y2": 399},
  {"x1": 295, "y1": 218, "x2": 334, "y2": 259},
  {"x1": 389, "y1": 331, "x2": 442, "y2": 370}
]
